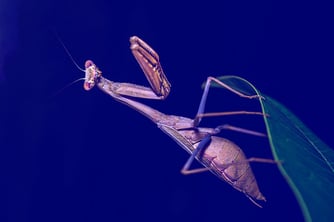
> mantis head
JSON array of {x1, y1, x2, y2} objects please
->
[{"x1": 84, "y1": 60, "x2": 102, "y2": 91}]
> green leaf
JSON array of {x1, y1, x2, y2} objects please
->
[{"x1": 206, "y1": 75, "x2": 334, "y2": 222}]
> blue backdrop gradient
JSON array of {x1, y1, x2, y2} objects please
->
[{"x1": 2, "y1": 0, "x2": 334, "y2": 221}]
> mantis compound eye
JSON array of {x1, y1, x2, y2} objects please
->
[
  {"x1": 85, "y1": 60, "x2": 94, "y2": 69},
  {"x1": 83, "y1": 79, "x2": 94, "y2": 91}
]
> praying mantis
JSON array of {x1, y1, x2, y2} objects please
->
[{"x1": 73, "y1": 36, "x2": 276, "y2": 207}]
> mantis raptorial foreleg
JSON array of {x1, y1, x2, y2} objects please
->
[
  {"x1": 130, "y1": 36, "x2": 171, "y2": 98},
  {"x1": 84, "y1": 36, "x2": 170, "y2": 101}
]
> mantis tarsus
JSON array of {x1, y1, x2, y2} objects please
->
[{"x1": 73, "y1": 36, "x2": 277, "y2": 207}]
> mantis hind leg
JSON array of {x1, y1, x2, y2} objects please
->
[
  {"x1": 180, "y1": 124, "x2": 278, "y2": 175},
  {"x1": 180, "y1": 139, "x2": 278, "y2": 176}
]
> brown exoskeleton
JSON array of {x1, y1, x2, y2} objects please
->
[{"x1": 77, "y1": 36, "x2": 276, "y2": 207}]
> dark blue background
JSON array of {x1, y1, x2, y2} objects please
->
[{"x1": 2, "y1": 0, "x2": 333, "y2": 221}]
